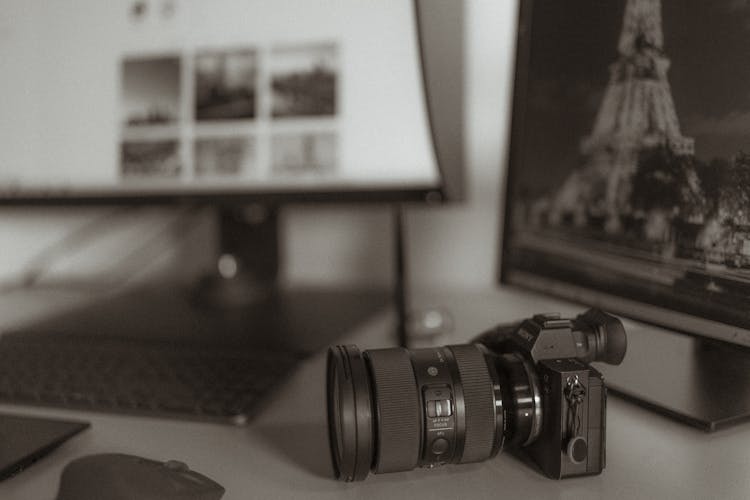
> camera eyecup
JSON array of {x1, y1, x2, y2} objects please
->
[
  {"x1": 578, "y1": 309, "x2": 628, "y2": 365},
  {"x1": 326, "y1": 345, "x2": 374, "y2": 481}
]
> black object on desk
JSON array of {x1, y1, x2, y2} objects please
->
[
  {"x1": 0, "y1": 413, "x2": 89, "y2": 480},
  {"x1": 0, "y1": 285, "x2": 389, "y2": 424},
  {"x1": 0, "y1": 335, "x2": 303, "y2": 425},
  {"x1": 56, "y1": 453, "x2": 225, "y2": 500},
  {"x1": 595, "y1": 324, "x2": 750, "y2": 432}
]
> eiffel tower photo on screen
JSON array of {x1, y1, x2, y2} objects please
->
[{"x1": 506, "y1": 0, "x2": 750, "y2": 323}]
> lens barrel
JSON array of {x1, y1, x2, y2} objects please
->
[
  {"x1": 366, "y1": 348, "x2": 422, "y2": 473},
  {"x1": 449, "y1": 345, "x2": 499, "y2": 463},
  {"x1": 327, "y1": 344, "x2": 518, "y2": 480}
]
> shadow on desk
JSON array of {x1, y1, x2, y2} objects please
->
[{"x1": 254, "y1": 421, "x2": 334, "y2": 479}]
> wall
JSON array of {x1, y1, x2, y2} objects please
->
[
  {"x1": 0, "y1": 0, "x2": 517, "y2": 292},
  {"x1": 285, "y1": 0, "x2": 517, "y2": 290},
  {"x1": 406, "y1": 0, "x2": 515, "y2": 289}
]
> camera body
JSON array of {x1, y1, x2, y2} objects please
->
[
  {"x1": 326, "y1": 308, "x2": 626, "y2": 482},
  {"x1": 530, "y1": 358, "x2": 605, "y2": 479},
  {"x1": 482, "y1": 312, "x2": 610, "y2": 478}
]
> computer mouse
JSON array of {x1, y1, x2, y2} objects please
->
[{"x1": 55, "y1": 453, "x2": 225, "y2": 500}]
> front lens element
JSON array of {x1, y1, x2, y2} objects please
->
[{"x1": 326, "y1": 345, "x2": 373, "y2": 481}]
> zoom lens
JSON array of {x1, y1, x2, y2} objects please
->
[{"x1": 326, "y1": 344, "x2": 541, "y2": 481}]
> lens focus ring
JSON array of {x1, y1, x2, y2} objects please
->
[
  {"x1": 366, "y1": 348, "x2": 422, "y2": 474},
  {"x1": 449, "y1": 344, "x2": 496, "y2": 464}
]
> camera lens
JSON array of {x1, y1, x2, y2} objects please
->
[{"x1": 326, "y1": 343, "x2": 540, "y2": 480}]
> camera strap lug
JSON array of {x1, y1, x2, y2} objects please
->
[
  {"x1": 564, "y1": 375, "x2": 589, "y2": 465},
  {"x1": 564, "y1": 375, "x2": 586, "y2": 438}
]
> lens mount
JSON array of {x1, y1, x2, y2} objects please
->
[
  {"x1": 497, "y1": 352, "x2": 542, "y2": 447},
  {"x1": 326, "y1": 345, "x2": 374, "y2": 481},
  {"x1": 518, "y1": 354, "x2": 542, "y2": 446}
]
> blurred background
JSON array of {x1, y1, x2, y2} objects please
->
[{"x1": 0, "y1": 0, "x2": 515, "y2": 294}]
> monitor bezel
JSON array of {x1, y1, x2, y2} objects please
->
[
  {"x1": 498, "y1": 0, "x2": 750, "y2": 349},
  {"x1": 0, "y1": 0, "x2": 445, "y2": 206}
]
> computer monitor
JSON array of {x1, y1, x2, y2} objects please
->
[
  {"x1": 0, "y1": 0, "x2": 465, "y2": 303},
  {"x1": 0, "y1": 0, "x2": 464, "y2": 423},
  {"x1": 0, "y1": 0, "x2": 441, "y2": 202},
  {"x1": 501, "y1": 0, "x2": 750, "y2": 430},
  {"x1": 0, "y1": 0, "x2": 463, "y2": 307}
]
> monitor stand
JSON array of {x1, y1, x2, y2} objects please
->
[
  {"x1": 6, "y1": 205, "x2": 392, "y2": 354},
  {"x1": 594, "y1": 323, "x2": 750, "y2": 432},
  {"x1": 193, "y1": 205, "x2": 282, "y2": 309}
]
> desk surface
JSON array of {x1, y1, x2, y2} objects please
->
[{"x1": 1, "y1": 287, "x2": 749, "y2": 500}]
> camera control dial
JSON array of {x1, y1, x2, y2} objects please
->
[{"x1": 566, "y1": 436, "x2": 588, "y2": 465}]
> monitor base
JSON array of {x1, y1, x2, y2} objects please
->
[{"x1": 594, "y1": 323, "x2": 750, "y2": 432}]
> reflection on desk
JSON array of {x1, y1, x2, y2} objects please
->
[{"x1": 0, "y1": 288, "x2": 749, "y2": 500}]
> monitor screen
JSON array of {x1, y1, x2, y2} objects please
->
[
  {"x1": 0, "y1": 0, "x2": 440, "y2": 200},
  {"x1": 502, "y1": 0, "x2": 750, "y2": 347}
]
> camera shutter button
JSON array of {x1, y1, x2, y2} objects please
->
[{"x1": 566, "y1": 436, "x2": 588, "y2": 464}]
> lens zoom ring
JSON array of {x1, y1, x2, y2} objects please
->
[
  {"x1": 366, "y1": 348, "x2": 421, "y2": 474},
  {"x1": 450, "y1": 344, "x2": 496, "y2": 464}
]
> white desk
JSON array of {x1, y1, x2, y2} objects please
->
[{"x1": 1, "y1": 287, "x2": 749, "y2": 500}]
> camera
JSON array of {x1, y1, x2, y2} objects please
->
[{"x1": 326, "y1": 308, "x2": 627, "y2": 481}]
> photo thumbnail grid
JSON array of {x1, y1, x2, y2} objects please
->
[{"x1": 120, "y1": 43, "x2": 338, "y2": 182}]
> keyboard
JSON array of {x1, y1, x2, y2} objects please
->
[{"x1": 0, "y1": 335, "x2": 304, "y2": 425}]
